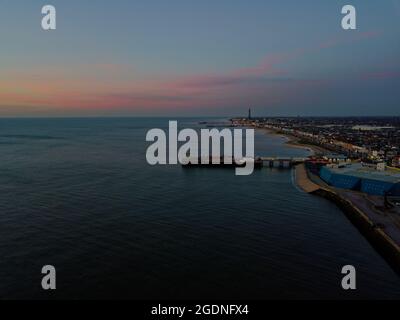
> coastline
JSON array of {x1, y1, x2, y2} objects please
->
[
  {"x1": 295, "y1": 164, "x2": 400, "y2": 276},
  {"x1": 259, "y1": 127, "x2": 329, "y2": 155},
  {"x1": 229, "y1": 120, "x2": 400, "y2": 276}
]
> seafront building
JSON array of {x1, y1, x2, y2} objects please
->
[
  {"x1": 320, "y1": 163, "x2": 400, "y2": 196},
  {"x1": 231, "y1": 115, "x2": 400, "y2": 197},
  {"x1": 231, "y1": 116, "x2": 400, "y2": 168},
  {"x1": 229, "y1": 115, "x2": 400, "y2": 272}
]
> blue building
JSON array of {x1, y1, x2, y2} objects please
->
[{"x1": 320, "y1": 164, "x2": 400, "y2": 196}]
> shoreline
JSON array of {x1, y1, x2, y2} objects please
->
[
  {"x1": 258, "y1": 127, "x2": 330, "y2": 155},
  {"x1": 232, "y1": 120, "x2": 400, "y2": 277},
  {"x1": 295, "y1": 164, "x2": 400, "y2": 276}
]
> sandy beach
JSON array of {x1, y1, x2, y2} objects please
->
[{"x1": 259, "y1": 127, "x2": 329, "y2": 155}]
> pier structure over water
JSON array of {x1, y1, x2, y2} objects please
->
[
  {"x1": 182, "y1": 156, "x2": 308, "y2": 170},
  {"x1": 260, "y1": 157, "x2": 306, "y2": 169}
]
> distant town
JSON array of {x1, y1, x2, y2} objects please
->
[
  {"x1": 229, "y1": 113, "x2": 400, "y2": 274},
  {"x1": 232, "y1": 113, "x2": 400, "y2": 168}
]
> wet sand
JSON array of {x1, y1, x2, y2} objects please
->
[{"x1": 260, "y1": 127, "x2": 329, "y2": 155}]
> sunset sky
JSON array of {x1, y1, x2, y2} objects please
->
[{"x1": 1, "y1": 0, "x2": 399, "y2": 117}]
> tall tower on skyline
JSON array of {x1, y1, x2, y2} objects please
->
[{"x1": 248, "y1": 108, "x2": 252, "y2": 120}]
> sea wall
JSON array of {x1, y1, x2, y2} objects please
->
[
  {"x1": 313, "y1": 187, "x2": 400, "y2": 276},
  {"x1": 295, "y1": 164, "x2": 400, "y2": 275}
]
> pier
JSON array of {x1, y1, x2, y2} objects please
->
[
  {"x1": 260, "y1": 157, "x2": 306, "y2": 169},
  {"x1": 182, "y1": 156, "x2": 306, "y2": 169}
]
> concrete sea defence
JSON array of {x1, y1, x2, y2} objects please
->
[{"x1": 295, "y1": 164, "x2": 400, "y2": 276}]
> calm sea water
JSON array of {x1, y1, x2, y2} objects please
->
[{"x1": 0, "y1": 117, "x2": 399, "y2": 299}]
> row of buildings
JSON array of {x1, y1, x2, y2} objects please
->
[
  {"x1": 319, "y1": 163, "x2": 400, "y2": 196},
  {"x1": 233, "y1": 116, "x2": 400, "y2": 168},
  {"x1": 232, "y1": 116, "x2": 400, "y2": 198}
]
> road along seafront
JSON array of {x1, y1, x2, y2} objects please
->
[
  {"x1": 220, "y1": 118, "x2": 400, "y2": 276},
  {"x1": 230, "y1": 118, "x2": 331, "y2": 156},
  {"x1": 295, "y1": 163, "x2": 400, "y2": 276}
]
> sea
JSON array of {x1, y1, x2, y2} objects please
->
[{"x1": 0, "y1": 117, "x2": 399, "y2": 299}]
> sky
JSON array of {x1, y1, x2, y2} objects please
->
[{"x1": 0, "y1": 0, "x2": 399, "y2": 117}]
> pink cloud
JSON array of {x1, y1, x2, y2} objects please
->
[{"x1": 0, "y1": 29, "x2": 384, "y2": 113}]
